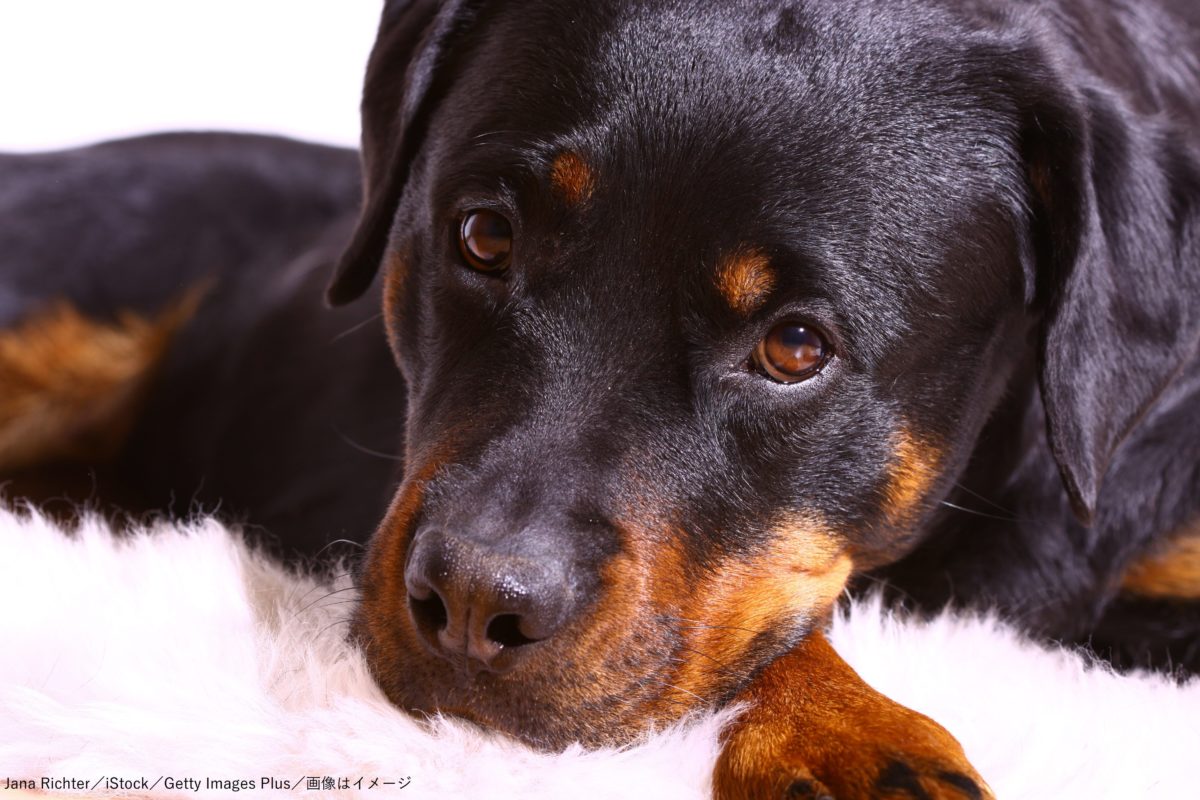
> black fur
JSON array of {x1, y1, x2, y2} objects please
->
[
  {"x1": 328, "y1": 0, "x2": 1200, "y2": 657},
  {"x1": 1, "y1": 133, "x2": 404, "y2": 556},
  {"x1": 2, "y1": 0, "x2": 1199, "y2": 699}
]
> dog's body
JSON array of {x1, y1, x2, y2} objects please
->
[
  {"x1": 0, "y1": 134, "x2": 405, "y2": 555},
  {"x1": 3, "y1": 0, "x2": 1199, "y2": 797}
]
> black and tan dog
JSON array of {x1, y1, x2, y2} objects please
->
[{"x1": 4, "y1": 0, "x2": 1200, "y2": 797}]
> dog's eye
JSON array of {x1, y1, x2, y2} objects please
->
[
  {"x1": 458, "y1": 210, "x2": 512, "y2": 273},
  {"x1": 752, "y1": 323, "x2": 830, "y2": 383}
]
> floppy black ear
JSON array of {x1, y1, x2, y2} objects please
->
[
  {"x1": 327, "y1": 0, "x2": 484, "y2": 306},
  {"x1": 1023, "y1": 69, "x2": 1200, "y2": 523}
]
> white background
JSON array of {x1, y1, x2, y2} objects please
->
[{"x1": 0, "y1": 1, "x2": 381, "y2": 153}]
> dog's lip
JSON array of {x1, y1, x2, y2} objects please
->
[
  {"x1": 373, "y1": 611, "x2": 686, "y2": 746},
  {"x1": 400, "y1": 682, "x2": 663, "y2": 750}
]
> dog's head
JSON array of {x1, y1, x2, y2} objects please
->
[{"x1": 331, "y1": 0, "x2": 1200, "y2": 747}]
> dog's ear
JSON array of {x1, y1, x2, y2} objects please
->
[
  {"x1": 1020, "y1": 64, "x2": 1200, "y2": 523},
  {"x1": 327, "y1": 0, "x2": 484, "y2": 306}
]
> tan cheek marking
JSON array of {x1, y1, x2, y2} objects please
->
[
  {"x1": 884, "y1": 428, "x2": 941, "y2": 526},
  {"x1": 382, "y1": 247, "x2": 408, "y2": 298},
  {"x1": 1121, "y1": 523, "x2": 1200, "y2": 599},
  {"x1": 0, "y1": 289, "x2": 205, "y2": 472},
  {"x1": 716, "y1": 247, "x2": 775, "y2": 316},
  {"x1": 666, "y1": 513, "x2": 852, "y2": 702},
  {"x1": 381, "y1": 250, "x2": 408, "y2": 358},
  {"x1": 589, "y1": 515, "x2": 688, "y2": 649},
  {"x1": 355, "y1": 446, "x2": 456, "y2": 647},
  {"x1": 550, "y1": 151, "x2": 595, "y2": 206}
]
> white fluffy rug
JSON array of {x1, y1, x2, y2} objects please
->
[{"x1": 0, "y1": 510, "x2": 1197, "y2": 799}]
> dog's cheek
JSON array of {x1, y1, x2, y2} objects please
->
[
  {"x1": 653, "y1": 514, "x2": 853, "y2": 708},
  {"x1": 380, "y1": 249, "x2": 411, "y2": 367},
  {"x1": 353, "y1": 450, "x2": 453, "y2": 693},
  {"x1": 569, "y1": 522, "x2": 692, "y2": 717},
  {"x1": 881, "y1": 428, "x2": 942, "y2": 526},
  {"x1": 850, "y1": 425, "x2": 946, "y2": 568}
]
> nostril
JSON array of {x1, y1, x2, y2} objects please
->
[
  {"x1": 409, "y1": 590, "x2": 448, "y2": 634},
  {"x1": 485, "y1": 614, "x2": 539, "y2": 648}
]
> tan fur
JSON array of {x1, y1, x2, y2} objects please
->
[
  {"x1": 381, "y1": 252, "x2": 408, "y2": 359},
  {"x1": 0, "y1": 293, "x2": 201, "y2": 472},
  {"x1": 884, "y1": 427, "x2": 940, "y2": 526},
  {"x1": 664, "y1": 513, "x2": 852, "y2": 703},
  {"x1": 1121, "y1": 524, "x2": 1200, "y2": 599},
  {"x1": 715, "y1": 248, "x2": 775, "y2": 315},
  {"x1": 356, "y1": 450, "x2": 446, "y2": 646},
  {"x1": 549, "y1": 151, "x2": 596, "y2": 206},
  {"x1": 713, "y1": 631, "x2": 992, "y2": 799}
]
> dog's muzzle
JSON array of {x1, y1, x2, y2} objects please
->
[{"x1": 404, "y1": 525, "x2": 581, "y2": 674}]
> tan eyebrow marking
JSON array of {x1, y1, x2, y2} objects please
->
[
  {"x1": 715, "y1": 247, "x2": 776, "y2": 315},
  {"x1": 549, "y1": 150, "x2": 596, "y2": 206}
]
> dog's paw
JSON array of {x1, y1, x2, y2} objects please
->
[
  {"x1": 712, "y1": 705, "x2": 991, "y2": 800},
  {"x1": 710, "y1": 632, "x2": 991, "y2": 800}
]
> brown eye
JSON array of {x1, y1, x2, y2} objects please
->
[
  {"x1": 753, "y1": 323, "x2": 830, "y2": 383},
  {"x1": 458, "y1": 209, "x2": 513, "y2": 272}
]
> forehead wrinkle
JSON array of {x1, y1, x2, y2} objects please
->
[{"x1": 432, "y1": 130, "x2": 555, "y2": 201}]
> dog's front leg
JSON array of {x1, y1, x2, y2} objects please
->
[{"x1": 713, "y1": 631, "x2": 991, "y2": 800}]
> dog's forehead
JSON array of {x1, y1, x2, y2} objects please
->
[
  {"x1": 470, "y1": 0, "x2": 1014, "y2": 162},
  {"x1": 425, "y1": 0, "x2": 1026, "y2": 361},
  {"x1": 454, "y1": 0, "x2": 1022, "y2": 253}
]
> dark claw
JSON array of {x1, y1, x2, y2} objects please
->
[
  {"x1": 874, "y1": 759, "x2": 985, "y2": 799},
  {"x1": 786, "y1": 778, "x2": 834, "y2": 800},
  {"x1": 936, "y1": 771, "x2": 985, "y2": 800},
  {"x1": 876, "y1": 760, "x2": 933, "y2": 799}
]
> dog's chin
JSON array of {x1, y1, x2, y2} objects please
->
[
  {"x1": 400, "y1": 690, "x2": 649, "y2": 751},
  {"x1": 352, "y1": 611, "x2": 715, "y2": 750},
  {"x1": 375, "y1": 658, "x2": 686, "y2": 750}
]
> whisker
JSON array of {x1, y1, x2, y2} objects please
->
[
  {"x1": 677, "y1": 646, "x2": 740, "y2": 678},
  {"x1": 304, "y1": 599, "x2": 361, "y2": 609},
  {"x1": 330, "y1": 312, "x2": 383, "y2": 343},
  {"x1": 663, "y1": 683, "x2": 705, "y2": 702},
  {"x1": 950, "y1": 481, "x2": 1018, "y2": 516},
  {"x1": 470, "y1": 129, "x2": 522, "y2": 144},
  {"x1": 332, "y1": 427, "x2": 406, "y2": 462},
  {"x1": 678, "y1": 645, "x2": 726, "y2": 666},
  {"x1": 292, "y1": 585, "x2": 363, "y2": 618},
  {"x1": 316, "y1": 618, "x2": 354, "y2": 639},
  {"x1": 938, "y1": 499, "x2": 1017, "y2": 522},
  {"x1": 314, "y1": 539, "x2": 367, "y2": 558},
  {"x1": 660, "y1": 615, "x2": 760, "y2": 636},
  {"x1": 291, "y1": 578, "x2": 357, "y2": 607}
]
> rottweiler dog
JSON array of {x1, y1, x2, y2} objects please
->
[{"x1": 3, "y1": 0, "x2": 1200, "y2": 797}]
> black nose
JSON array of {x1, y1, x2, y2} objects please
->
[{"x1": 404, "y1": 527, "x2": 577, "y2": 672}]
